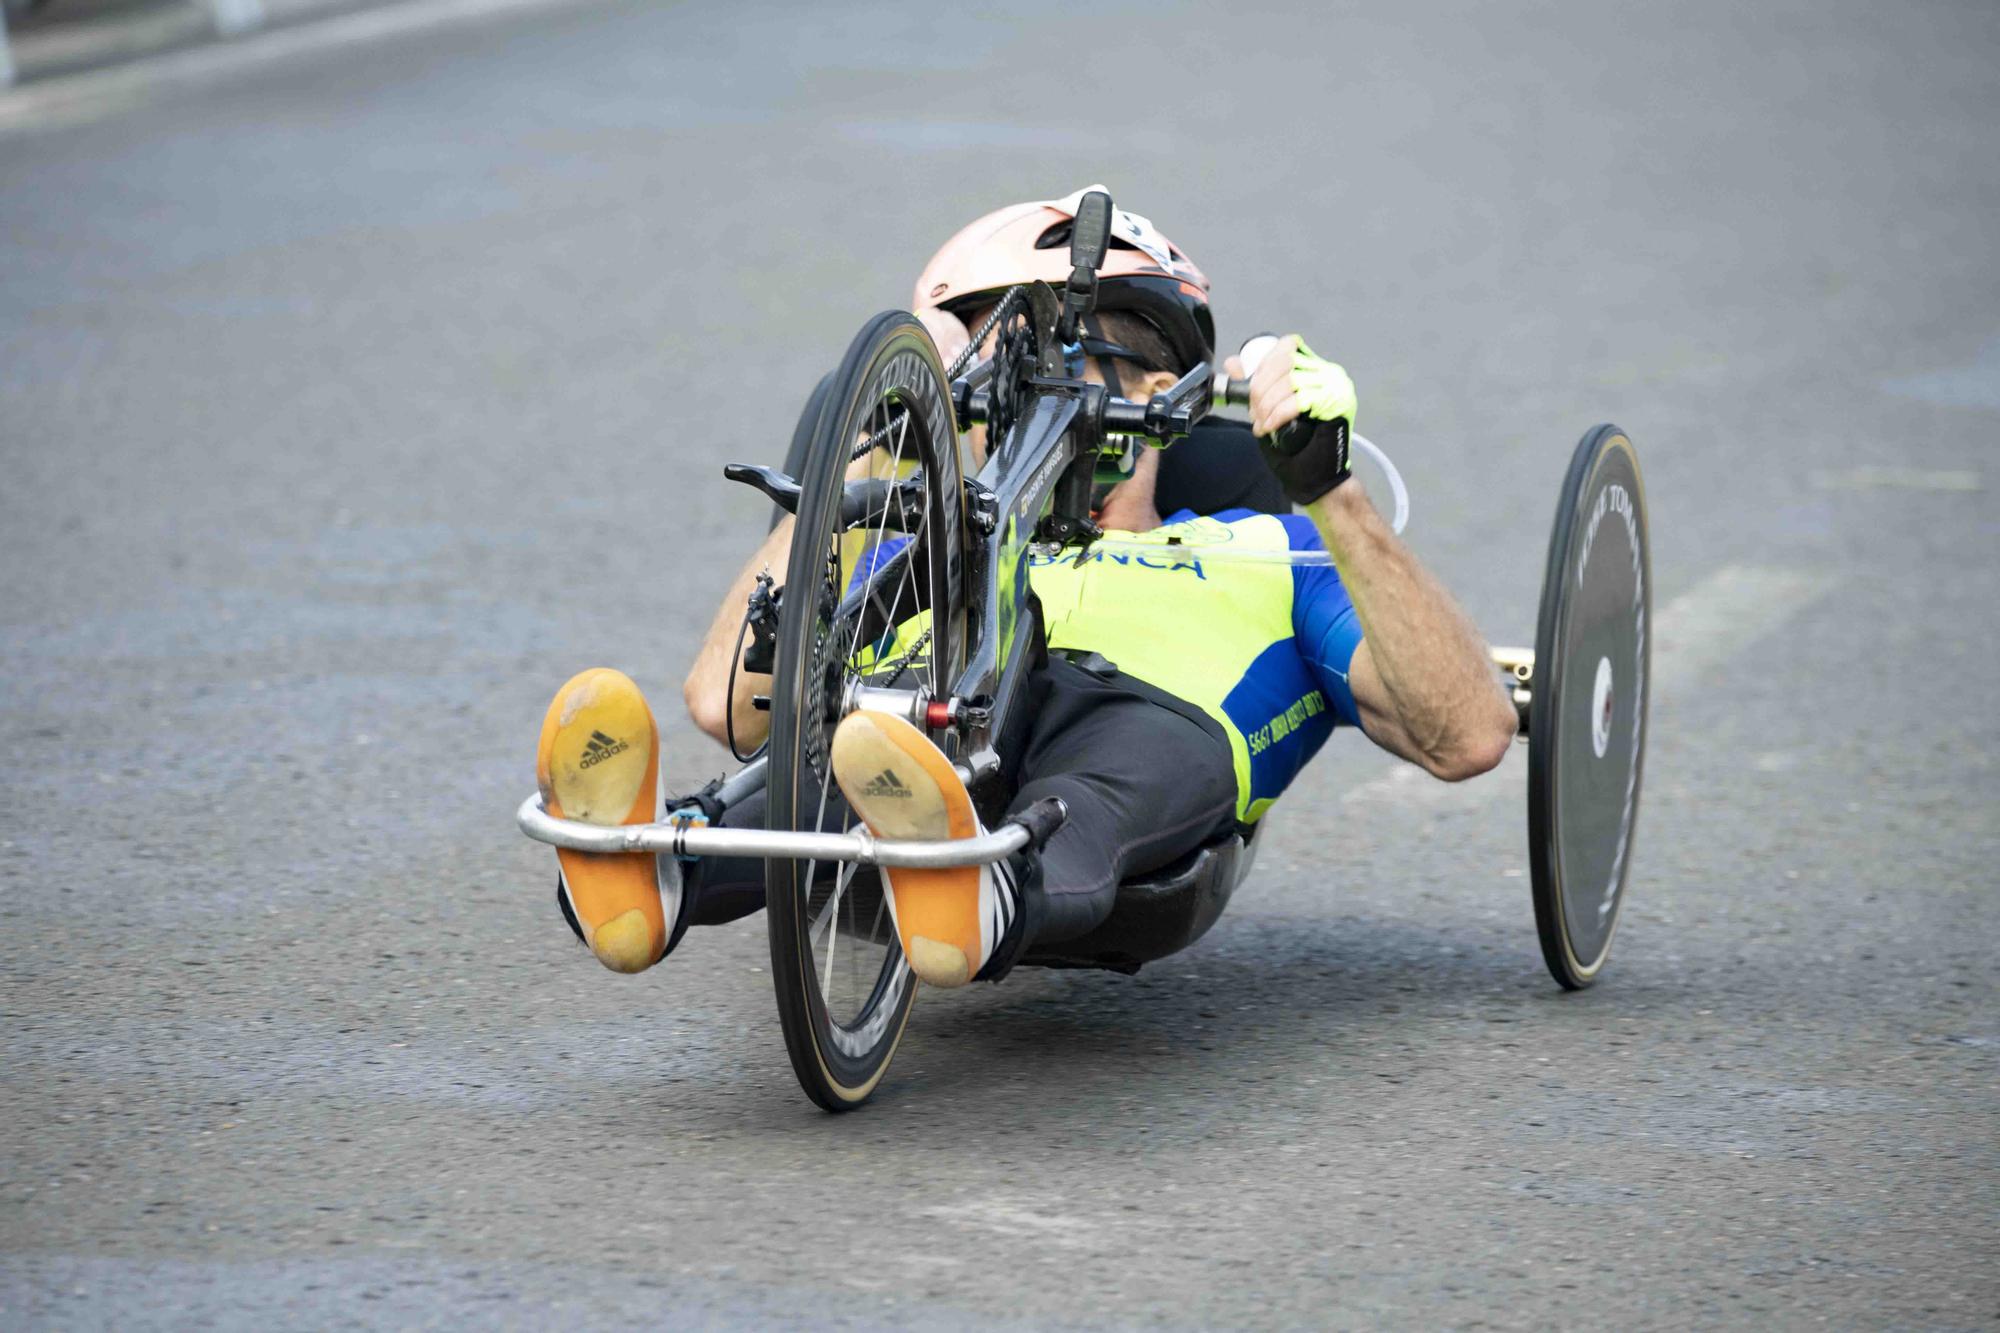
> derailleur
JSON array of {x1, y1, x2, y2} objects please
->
[
  {"x1": 1035, "y1": 509, "x2": 1103, "y2": 560},
  {"x1": 741, "y1": 570, "x2": 781, "y2": 676}
]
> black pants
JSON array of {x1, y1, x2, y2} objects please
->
[{"x1": 677, "y1": 658, "x2": 1239, "y2": 951}]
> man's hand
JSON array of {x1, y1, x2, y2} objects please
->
[
  {"x1": 1230, "y1": 335, "x2": 1358, "y2": 505},
  {"x1": 1225, "y1": 334, "x2": 1353, "y2": 440}
]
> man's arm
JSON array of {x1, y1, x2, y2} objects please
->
[
  {"x1": 1305, "y1": 485, "x2": 1517, "y2": 781},
  {"x1": 683, "y1": 517, "x2": 792, "y2": 751},
  {"x1": 1241, "y1": 336, "x2": 1516, "y2": 781}
]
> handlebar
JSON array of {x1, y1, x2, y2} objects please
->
[
  {"x1": 1103, "y1": 360, "x2": 1215, "y2": 440},
  {"x1": 1057, "y1": 364, "x2": 1254, "y2": 440},
  {"x1": 956, "y1": 358, "x2": 1221, "y2": 445}
]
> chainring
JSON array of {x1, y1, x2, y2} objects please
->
[
  {"x1": 985, "y1": 303, "x2": 1039, "y2": 446},
  {"x1": 800, "y1": 546, "x2": 846, "y2": 788}
]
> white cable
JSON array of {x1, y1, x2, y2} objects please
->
[
  {"x1": 1217, "y1": 335, "x2": 1409, "y2": 535},
  {"x1": 1351, "y1": 432, "x2": 1409, "y2": 535}
]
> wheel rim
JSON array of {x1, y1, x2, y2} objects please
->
[
  {"x1": 769, "y1": 316, "x2": 963, "y2": 1102},
  {"x1": 799, "y1": 392, "x2": 948, "y2": 1036}
]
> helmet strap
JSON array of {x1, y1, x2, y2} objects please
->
[{"x1": 1080, "y1": 313, "x2": 1124, "y2": 399}]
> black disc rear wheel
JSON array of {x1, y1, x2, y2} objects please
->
[
  {"x1": 766, "y1": 311, "x2": 966, "y2": 1110},
  {"x1": 1528, "y1": 424, "x2": 1650, "y2": 989}
]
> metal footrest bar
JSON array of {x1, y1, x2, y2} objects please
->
[
  {"x1": 1491, "y1": 646, "x2": 1535, "y2": 735},
  {"x1": 516, "y1": 794, "x2": 1032, "y2": 868}
]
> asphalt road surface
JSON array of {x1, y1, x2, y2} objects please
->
[{"x1": 3, "y1": 0, "x2": 1996, "y2": 1327}]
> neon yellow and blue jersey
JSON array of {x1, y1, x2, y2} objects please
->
[
  {"x1": 848, "y1": 508, "x2": 1363, "y2": 824},
  {"x1": 1025, "y1": 507, "x2": 1363, "y2": 823}
]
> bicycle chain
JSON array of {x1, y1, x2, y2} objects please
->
[
  {"x1": 851, "y1": 412, "x2": 908, "y2": 463},
  {"x1": 872, "y1": 626, "x2": 933, "y2": 689},
  {"x1": 846, "y1": 286, "x2": 1028, "y2": 464}
]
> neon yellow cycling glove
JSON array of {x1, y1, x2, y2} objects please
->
[
  {"x1": 1289, "y1": 340, "x2": 1357, "y2": 427},
  {"x1": 1260, "y1": 339, "x2": 1356, "y2": 504}
]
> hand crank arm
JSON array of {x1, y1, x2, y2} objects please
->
[{"x1": 724, "y1": 464, "x2": 925, "y2": 531}]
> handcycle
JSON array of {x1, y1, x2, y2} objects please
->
[{"x1": 518, "y1": 192, "x2": 1651, "y2": 1110}]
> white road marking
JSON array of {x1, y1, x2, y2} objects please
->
[
  {"x1": 0, "y1": 0, "x2": 598, "y2": 134},
  {"x1": 208, "y1": 0, "x2": 268, "y2": 39},
  {"x1": 1648, "y1": 565, "x2": 1834, "y2": 692},
  {"x1": 919, "y1": 1199, "x2": 1101, "y2": 1246},
  {"x1": 1341, "y1": 564, "x2": 1836, "y2": 807},
  {"x1": 1880, "y1": 336, "x2": 2000, "y2": 411},
  {"x1": 1810, "y1": 467, "x2": 1981, "y2": 493}
]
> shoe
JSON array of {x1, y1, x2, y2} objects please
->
[
  {"x1": 536, "y1": 668, "x2": 679, "y2": 974},
  {"x1": 831, "y1": 711, "x2": 1016, "y2": 988}
]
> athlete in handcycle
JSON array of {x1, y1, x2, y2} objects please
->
[{"x1": 518, "y1": 189, "x2": 1653, "y2": 1110}]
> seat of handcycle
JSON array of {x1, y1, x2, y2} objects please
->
[{"x1": 1017, "y1": 822, "x2": 1260, "y2": 975}]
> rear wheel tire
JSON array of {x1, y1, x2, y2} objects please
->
[
  {"x1": 765, "y1": 311, "x2": 965, "y2": 1110},
  {"x1": 772, "y1": 372, "x2": 834, "y2": 531},
  {"x1": 1527, "y1": 425, "x2": 1650, "y2": 989}
]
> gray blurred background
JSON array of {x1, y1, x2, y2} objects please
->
[{"x1": 2, "y1": 0, "x2": 1996, "y2": 1327}]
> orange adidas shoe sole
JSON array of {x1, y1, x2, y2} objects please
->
[
  {"x1": 536, "y1": 667, "x2": 666, "y2": 974},
  {"x1": 831, "y1": 711, "x2": 983, "y2": 987}
]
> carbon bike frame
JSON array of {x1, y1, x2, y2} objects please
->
[
  {"x1": 936, "y1": 279, "x2": 1217, "y2": 803},
  {"x1": 521, "y1": 196, "x2": 1219, "y2": 866}
]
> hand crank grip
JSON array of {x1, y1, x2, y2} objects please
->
[
  {"x1": 724, "y1": 463, "x2": 802, "y2": 514},
  {"x1": 1211, "y1": 333, "x2": 1280, "y2": 407}
]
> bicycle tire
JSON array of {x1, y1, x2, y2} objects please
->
[
  {"x1": 766, "y1": 311, "x2": 965, "y2": 1110},
  {"x1": 771, "y1": 372, "x2": 834, "y2": 531},
  {"x1": 1527, "y1": 424, "x2": 1650, "y2": 989}
]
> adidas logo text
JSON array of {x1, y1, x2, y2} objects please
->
[
  {"x1": 859, "y1": 767, "x2": 913, "y2": 799},
  {"x1": 579, "y1": 730, "x2": 630, "y2": 769}
]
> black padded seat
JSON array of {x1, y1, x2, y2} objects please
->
[{"x1": 1018, "y1": 825, "x2": 1260, "y2": 974}]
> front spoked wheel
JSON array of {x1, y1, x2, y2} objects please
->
[{"x1": 766, "y1": 311, "x2": 966, "y2": 1110}]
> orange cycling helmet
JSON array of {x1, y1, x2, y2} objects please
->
[{"x1": 913, "y1": 186, "x2": 1215, "y2": 374}]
